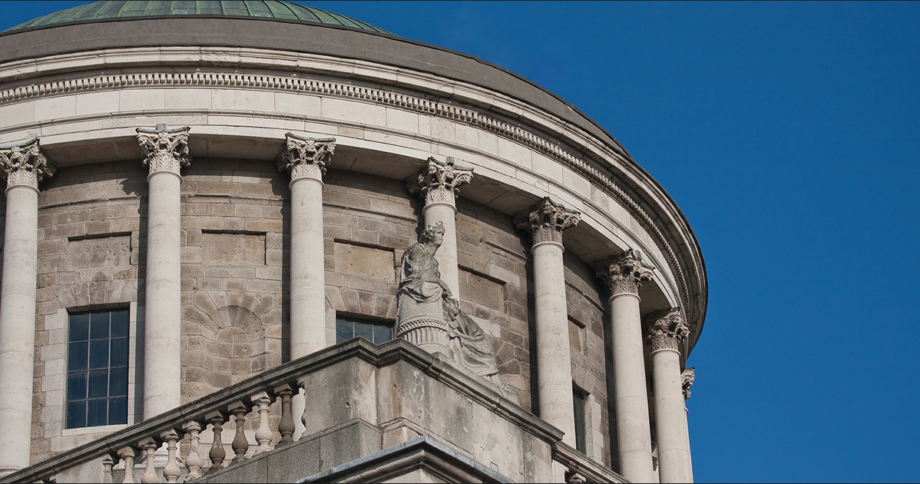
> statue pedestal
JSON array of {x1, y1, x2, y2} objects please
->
[{"x1": 396, "y1": 317, "x2": 452, "y2": 357}]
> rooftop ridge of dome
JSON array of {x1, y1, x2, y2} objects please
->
[{"x1": 4, "y1": 0, "x2": 393, "y2": 36}]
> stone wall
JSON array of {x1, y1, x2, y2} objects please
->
[
  {"x1": 179, "y1": 159, "x2": 287, "y2": 403},
  {"x1": 30, "y1": 160, "x2": 145, "y2": 465}
]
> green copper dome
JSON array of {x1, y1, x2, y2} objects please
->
[{"x1": 5, "y1": 1, "x2": 392, "y2": 35}]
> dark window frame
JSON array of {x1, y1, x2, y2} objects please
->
[
  {"x1": 573, "y1": 385, "x2": 588, "y2": 454},
  {"x1": 66, "y1": 308, "x2": 130, "y2": 429},
  {"x1": 335, "y1": 314, "x2": 395, "y2": 345}
]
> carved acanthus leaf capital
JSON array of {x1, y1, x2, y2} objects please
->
[
  {"x1": 645, "y1": 307, "x2": 689, "y2": 353},
  {"x1": 277, "y1": 133, "x2": 336, "y2": 183},
  {"x1": 408, "y1": 156, "x2": 473, "y2": 208},
  {"x1": 596, "y1": 249, "x2": 655, "y2": 296},
  {"x1": 682, "y1": 367, "x2": 695, "y2": 399},
  {"x1": 0, "y1": 138, "x2": 54, "y2": 191},
  {"x1": 137, "y1": 125, "x2": 190, "y2": 177},
  {"x1": 514, "y1": 197, "x2": 581, "y2": 245}
]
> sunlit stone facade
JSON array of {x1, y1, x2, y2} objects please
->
[{"x1": 0, "y1": 2, "x2": 706, "y2": 483}]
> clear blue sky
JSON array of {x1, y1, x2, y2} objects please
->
[{"x1": 2, "y1": 2, "x2": 919, "y2": 482}]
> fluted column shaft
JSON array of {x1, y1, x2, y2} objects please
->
[
  {"x1": 138, "y1": 126, "x2": 189, "y2": 419},
  {"x1": 648, "y1": 309, "x2": 693, "y2": 483},
  {"x1": 0, "y1": 139, "x2": 52, "y2": 475},
  {"x1": 516, "y1": 197, "x2": 580, "y2": 447},
  {"x1": 598, "y1": 250, "x2": 655, "y2": 483},
  {"x1": 410, "y1": 156, "x2": 472, "y2": 298},
  {"x1": 278, "y1": 134, "x2": 335, "y2": 359}
]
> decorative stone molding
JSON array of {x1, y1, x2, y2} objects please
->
[
  {"x1": 276, "y1": 132, "x2": 336, "y2": 183},
  {"x1": 136, "y1": 124, "x2": 191, "y2": 177},
  {"x1": 596, "y1": 249, "x2": 656, "y2": 296},
  {"x1": 682, "y1": 367, "x2": 695, "y2": 399},
  {"x1": 0, "y1": 138, "x2": 54, "y2": 192},
  {"x1": 407, "y1": 156, "x2": 473, "y2": 209},
  {"x1": 0, "y1": 68, "x2": 693, "y2": 313},
  {"x1": 645, "y1": 307, "x2": 689, "y2": 353},
  {"x1": 514, "y1": 197, "x2": 581, "y2": 246}
]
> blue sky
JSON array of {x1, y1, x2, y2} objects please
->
[{"x1": 2, "y1": 2, "x2": 919, "y2": 482}]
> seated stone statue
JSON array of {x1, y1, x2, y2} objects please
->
[
  {"x1": 396, "y1": 222, "x2": 499, "y2": 379},
  {"x1": 397, "y1": 222, "x2": 452, "y2": 324}
]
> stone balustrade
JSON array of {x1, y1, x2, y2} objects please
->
[{"x1": 0, "y1": 339, "x2": 626, "y2": 484}]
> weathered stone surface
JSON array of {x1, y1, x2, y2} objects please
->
[
  {"x1": 334, "y1": 241, "x2": 394, "y2": 282},
  {"x1": 201, "y1": 232, "x2": 265, "y2": 265},
  {"x1": 67, "y1": 236, "x2": 130, "y2": 270}
]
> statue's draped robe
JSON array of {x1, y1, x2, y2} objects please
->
[
  {"x1": 446, "y1": 306, "x2": 499, "y2": 377},
  {"x1": 397, "y1": 243, "x2": 447, "y2": 323}
]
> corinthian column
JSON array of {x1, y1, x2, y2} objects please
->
[
  {"x1": 408, "y1": 157, "x2": 472, "y2": 298},
  {"x1": 597, "y1": 249, "x2": 655, "y2": 483},
  {"x1": 278, "y1": 133, "x2": 335, "y2": 359},
  {"x1": 514, "y1": 197, "x2": 580, "y2": 446},
  {"x1": 137, "y1": 125, "x2": 190, "y2": 419},
  {"x1": 0, "y1": 139, "x2": 53, "y2": 476},
  {"x1": 647, "y1": 309, "x2": 693, "y2": 483}
]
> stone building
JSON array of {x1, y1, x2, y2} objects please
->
[{"x1": 0, "y1": 2, "x2": 707, "y2": 483}]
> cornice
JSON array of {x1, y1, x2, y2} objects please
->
[{"x1": 0, "y1": 52, "x2": 705, "y2": 345}]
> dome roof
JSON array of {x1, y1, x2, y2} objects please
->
[{"x1": 4, "y1": 0, "x2": 392, "y2": 35}]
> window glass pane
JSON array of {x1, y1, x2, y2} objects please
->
[
  {"x1": 88, "y1": 369, "x2": 108, "y2": 399},
  {"x1": 111, "y1": 310, "x2": 129, "y2": 338},
  {"x1": 67, "y1": 372, "x2": 87, "y2": 401},
  {"x1": 573, "y1": 390, "x2": 586, "y2": 453},
  {"x1": 70, "y1": 313, "x2": 89, "y2": 341},
  {"x1": 110, "y1": 338, "x2": 129, "y2": 367},
  {"x1": 90, "y1": 312, "x2": 109, "y2": 340},
  {"x1": 336, "y1": 319, "x2": 354, "y2": 344},
  {"x1": 87, "y1": 399, "x2": 107, "y2": 427},
  {"x1": 109, "y1": 397, "x2": 128, "y2": 425},
  {"x1": 69, "y1": 341, "x2": 88, "y2": 371},
  {"x1": 67, "y1": 401, "x2": 86, "y2": 429},
  {"x1": 373, "y1": 324, "x2": 392, "y2": 344},
  {"x1": 109, "y1": 367, "x2": 128, "y2": 397},
  {"x1": 354, "y1": 322, "x2": 375, "y2": 342},
  {"x1": 89, "y1": 340, "x2": 109, "y2": 369}
]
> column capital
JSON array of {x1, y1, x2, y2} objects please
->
[
  {"x1": 596, "y1": 249, "x2": 655, "y2": 296},
  {"x1": 682, "y1": 367, "x2": 695, "y2": 399},
  {"x1": 137, "y1": 124, "x2": 191, "y2": 178},
  {"x1": 277, "y1": 132, "x2": 336, "y2": 183},
  {"x1": 408, "y1": 156, "x2": 473, "y2": 209},
  {"x1": 0, "y1": 138, "x2": 54, "y2": 192},
  {"x1": 514, "y1": 197, "x2": 581, "y2": 245},
  {"x1": 645, "y1": 307, "x2": 689, "y2": 353}
]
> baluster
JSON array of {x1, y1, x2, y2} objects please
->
[
  {"x1": 297, "y1": 379, "x2": 309, "y2": 440},
  {"x1": 182, "y1": 421, "x2": 203, "y2": 480},
  {"x1": 160, "y1": 430, "x2": 181, "y2": 483},
  {"x1": 250, "y1": 391, "x2": 273, "y2": 453},
  {"x1": 228, "y1": 401, "x2": 249, "y2": 464},
  {"x1": 206, "y1": 411, "x2": 227, "y2": 474},
  {"x1": 274, "y1": 384, "x2": 295, "y2": 448},
  {"x1": 117, "y1": 446, "x2": 136, "y2": 484},
  {"x1": 138, "y1": 438, "x2": 159, "y2": 484},
  {"x1": 101, "y1": 454, "x2": 114, "y2": 484}
]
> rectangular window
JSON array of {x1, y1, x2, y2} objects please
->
[
  {"x1": 573, "y1": 387, "x2": 587, "y2": 453},
  {"x1": 67, "y1": 309, "x2": 130, "y2": 429},
  {"x1": 335, "y1": 316, "x2": 393, "y2": 345}
]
